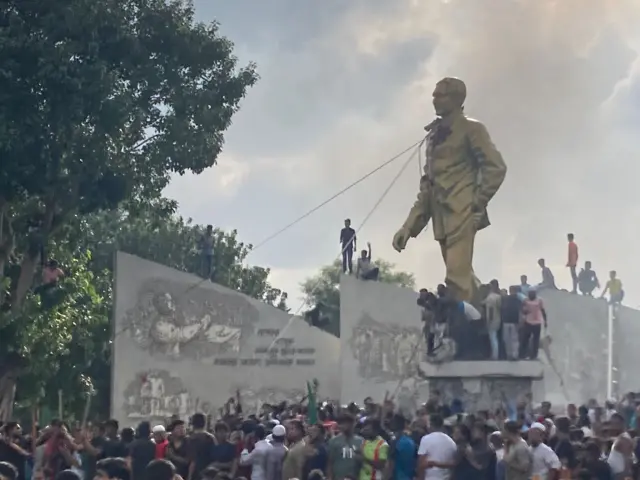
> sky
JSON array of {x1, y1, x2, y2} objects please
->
[{"x1": 164, "y1": 0, "x2": 640, "y2": 310}]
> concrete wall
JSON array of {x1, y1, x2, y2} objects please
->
[
  {"x1": 536, "y1": 290, "x2": 609, "y2": 405},
  {"x1": 112, "y1": 252, "x2": 340, "y2": 426},
  {"x1": 340, "y1": 277, "x2": 611, "y2": 406},
  {"x1": 339, "y1": 275, "x2": 429, "y2": 413},
  {"x1": 422, "y1": 361, "x2": 543, "y2": 412},
  {"x1": 614, "y1": 305, "x2": 640, "y2": 395}
]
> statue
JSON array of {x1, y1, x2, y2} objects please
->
[{"x1": 392, "y1": 77, "x2": 507, "y2": 303}]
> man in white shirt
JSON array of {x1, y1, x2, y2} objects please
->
[
  {"x1": 528, "y1": 423, "x2": 561, "y2": 480},
  {"x1": 356, "y1": 242, "x2": 379, "y2": 281},
  {"x1": 607, "y1": 433, "x2": 635, "y2": 478},
  {"x1": 240, "y1": 425, "x2": 272, "y2": 480},
  {"x1": 416, "y1": 414, "x2": 457, "y2": 480}
]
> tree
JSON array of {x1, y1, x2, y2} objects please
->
[
  {"x1": 37, "y1": 202, "x2": 287, "y2": 419},
  {"x1": 300, "y1": 259, "x2": 415, "y2": 337},
  {"x1": 0, "y1": 0, "x2": 257, "y2": 419},
  {"x1": 75, "y1": 201, "x2": 289, "y2": 308}
]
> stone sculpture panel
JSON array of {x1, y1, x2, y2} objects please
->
[
  {"x1": 340, "y1": 275, "x2": 429, "y2": 406},
  {"x1": 112, "y1": 252, "x2": 340, "y2": 425},
  {"x1": 341, "y1": 276, "x2": 611, "y2": 406}
]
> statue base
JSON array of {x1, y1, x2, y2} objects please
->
[{"x1": 420, "y1": 360, "x2": 544, "y2": 413}]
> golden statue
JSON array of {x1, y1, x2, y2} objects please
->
[{"x1": 392, "y1": 77, "x2": 507, "y2": 303}]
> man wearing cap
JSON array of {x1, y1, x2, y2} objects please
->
[
  {"x1": 264, "y1": 425, "x2": 287, "y2": 480},
  {"x1": 528, "y1": 423, "x2": 560, "y2": 480},
  {"x1": 152, "y1": 425, "x2": 169, "y2": 459}
]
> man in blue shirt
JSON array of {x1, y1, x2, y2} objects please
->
[{"x1": 389, "y1": 414, "x2": 416, "y2": 480}]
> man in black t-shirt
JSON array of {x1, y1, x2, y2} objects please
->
[
  {"x1": 580, "y1": 441, "x2": 612, "y2": 480},
  {"x1": 549, "y1": 417, "x2": 577, "y2": 471},
  {"x1": 501, "y1": 286, "x2": 522, "y2": 361},
  {"x1": 167, "y1": 421, "x2": 190, "y2": 479},
  {"x1": 339, "y1": 219, "x2": 357, "y2": 274},
  {"x1": 102, "y1": 420, "x2": 128, "y2": 459},
  {"x1": 127, "y1": 422, "x2": 156, "y2": 480},
  {"x1": 187, "y1": 414, "x2": 215, "y2": 480},
  {"x1": 0, "y1": 423, "x2": 27, "y2": 480}
]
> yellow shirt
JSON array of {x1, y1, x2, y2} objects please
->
[
  {"x1": 607, "y1": 278, "x2": 622, "y2": 295},
  {"x1": 359, "y1": 437, "x2": 388, "y2": 480}
]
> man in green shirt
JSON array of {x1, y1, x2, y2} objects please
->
[
  {"x1": 327, "y1": 414, "x2": 363, "y2": 480},
  {"x1": 358, "y1": 418, "x2": 388, "y2": 480}
]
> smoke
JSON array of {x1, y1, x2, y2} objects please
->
[
  {"x1": 177, "y1": 1, "x2": 640, "y2": 302},
  {"x1": 321, "y1": 0, "x2": 640, "y2": 292}
]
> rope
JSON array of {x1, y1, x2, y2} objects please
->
[
  {"x1": 266, "y1": 138, "x2": 426, "y2": 352},
  {"x1": 391, "y1": 333, "x2": 425, "y2": 399},
  {"x1": 176, "y1": 139, "x2": 424, "y2": 298},
  {"x1": 250, "y1": 139, "x2": 425, "y2": 253},
  {"x1": 112, "y1": 139, "x2": 425, "y2": 339}
]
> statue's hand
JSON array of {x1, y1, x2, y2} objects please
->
[{"x1": 392, "y1": 227, "x2": 411, "y2": 252}]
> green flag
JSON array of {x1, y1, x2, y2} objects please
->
[{"x1": 307, "y1": 379, "x2": 318, "y2": 424}]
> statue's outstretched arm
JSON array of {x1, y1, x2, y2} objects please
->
[{"x1": 468, "y1": 121, "x2": 507, "y2": 207}]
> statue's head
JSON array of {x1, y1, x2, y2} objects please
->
[{"x1": 433, "y1": 77, "x2": 466, "y2": 116}]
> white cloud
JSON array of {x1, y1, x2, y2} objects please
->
[
  {"x1": 265, "y1": 265, "x2": 319, "y2": 309},
  {"x1": 164, "y1": 155, "x2": 250, "y2": 208},
  {"x1": 170, "y1": 0, "x2": 640, "y2": 304}
]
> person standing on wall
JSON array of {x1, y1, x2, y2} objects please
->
[
  {"x1": 198, "y1": 225, "x2": 215, "y2": 279},
  {"x1": 340, "y1": 219, "x2": 357, "y2": 274},
  {"x1": 520, "y1": 289, "x2": 547, "y2": 360},
  {"x1": 566, "y1": 233, "x2": 579, "y2": 294}
]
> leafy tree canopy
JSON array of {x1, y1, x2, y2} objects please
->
[
  {"x1": 0, "y1": 0, "x2": 257, "y2": 419},
  {"x1": 300, "y1": 259, "x2": 415, "y2": 337},
  {"x1": 24, "y1": 202, "x2": 287, "y2": 420}
]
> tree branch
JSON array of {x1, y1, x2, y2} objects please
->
[
  {"x1": 127, "y1": 133, "x2": 161, "y2": 153},
  {"x1": 11, "y1": 198, "x2": 57, "y2": 311}
]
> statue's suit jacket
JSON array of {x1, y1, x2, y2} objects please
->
[{"x1": 403, "y1": 113, "x2": 507, "y2": 244}]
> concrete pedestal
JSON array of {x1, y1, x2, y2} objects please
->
[{"x1": 421, "y1": 361, "x2": 544, "y2": 412}]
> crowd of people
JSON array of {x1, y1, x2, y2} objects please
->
[
  {"x1": 3, "y1": 229, "x2": 623, "y2": 480},
  {"x1": 4, "y1": 392, "x2": 640, "y2": 480},
  {"x1": 335, "y1": 224, "x2": 624, "y2": 305},
  {"x1": 402, "y1": 232, "x2": 625, "y2": 363}
]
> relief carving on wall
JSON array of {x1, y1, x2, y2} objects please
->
[
  {"x1": 122, "y1": 279, "x2": 259, "y2": 361},
  {"x1": 231, "y1": 385, "x2": 307, "y2": 414},
  {"x1": 349, "y1": 313, "x2": 425, "y2": 382},
  {"x1": 123, "y1": 370, "x2": 193, "y2": 422}
]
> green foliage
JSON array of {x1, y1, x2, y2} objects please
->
[
  {"x1": 0, "y1": 0, "x2": 258, "y2": 419},
  {"x1": 0, "y1": 0, "x2": 257, "y2": 206},
  {"x1": 29, "y1": 204, "x2": 288, "y2": 419},
  {"x1": 74, "y1": 203, "x2": 289, "y2": 308},
  {"x1": 300, "y1": 259, "x2": 415, "y2": 337},
  {"x1": 7, "y1": 250, "x2": 108, "y2": 407}
]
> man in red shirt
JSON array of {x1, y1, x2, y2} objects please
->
[
  {"x1": 152, "y1": 425, "x2": 168, "y2": 459},
  {"x1": 566, "y1": 233, "x2": 579, "y2": 293}
]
